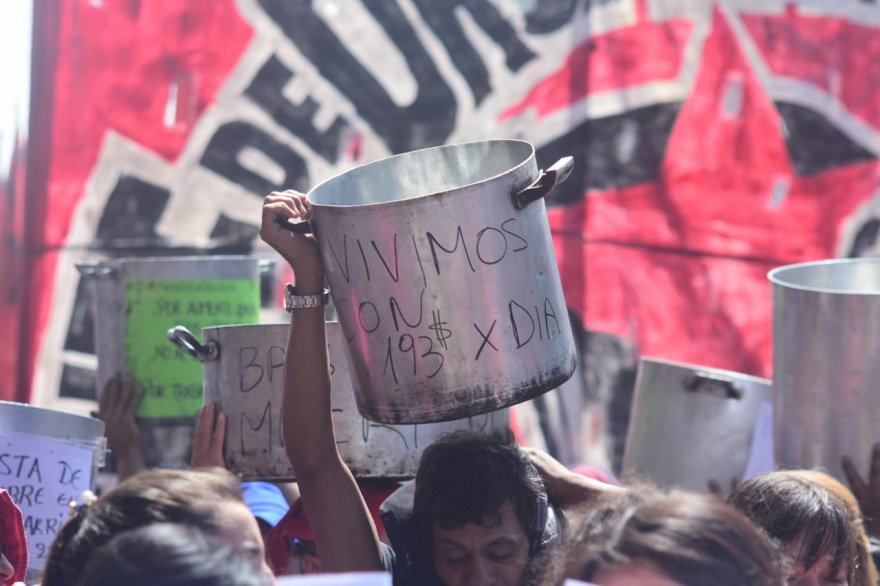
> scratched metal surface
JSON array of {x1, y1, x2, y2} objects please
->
[
  {"x1": 771, "y1": 258, "x2": 880, "y2": 484},
  {"x1": 0, "y1": 400, "x2": 106, "y2": 483},
  {"x1": 201, "y1": 322, "x2": 510, "y2": 481},
  {"x1": 621, "y1": 357, "x2": 772, "y2": 491},
  {"x1": 307, "y1": 140, "x2": 577, "y2": 423},
  {"x1": 81, "y1": 256, "x2": 263, "y2": 469}
]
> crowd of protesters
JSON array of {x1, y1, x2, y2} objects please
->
[{"x1": 2, "y1": 190, "x2": 879, "y2": 586}]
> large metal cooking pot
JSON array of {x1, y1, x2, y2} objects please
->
[
  {"x1": 622, "y1": 357, "x2": 772, "y2": 490},
  {"x1": 0, "y1": 401, "x2": 105, "y2": 574},
  {"x1": 168, "y1": 322, "x2": 509, "y2": 480},
  {"x1": 287, "y1": 140, "x2": 576, "y2": 424},
  {"x1": 770, "y1": 258, "x2": 880, "y2": 482},
  {"x1": 77, "y1": 256, "x2": 268, "y2": 468}
]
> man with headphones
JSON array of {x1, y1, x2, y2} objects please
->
[
  {"x1": 378, "y1": 431, "x2": 559, "y2": 585},
  {"x1": 260, "y1": 191, "x2": 615, "y2": 585}
]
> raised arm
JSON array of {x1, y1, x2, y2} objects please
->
[
  {"x1": 97, "y1": 373, "x2": 146, "y2": 482},
  {"x1": 260, "y1": 190, "x2": 383, "y2": 572},
  {"x1": 521, "y1": 446, "x2": 623, "y2": 509}
]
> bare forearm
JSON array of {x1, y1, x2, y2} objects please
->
[
  {"x1": 264, "y1": 191, "x2": 382, "y2": 572},
  {"x1": 114, "y1": 448, "x2": 146, "y2": 482},
  {"x1": 298, "y1": 461, "x2": 385, "y2": 571},
  {"x1": 282, "y1": 304, "x2": 335, "y2": 473}
]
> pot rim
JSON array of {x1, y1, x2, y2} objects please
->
[
  {"x1": 200, "y1": 321, "x2": 340, "y2": 334},
  {"x1": 307, "y1": 139, "x2": 536, "y2": 209},
  {"x1": 0, "y1": 400, "x2": 106, "y2": 435},
  {"x1": 768, "y1": 258, "x2": 880, "y2": 295},
  {"x1": 639, "y1": 356, "x2": 771, "y2": 386}
]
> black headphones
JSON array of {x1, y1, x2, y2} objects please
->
[{"x1": 524, "y1": 458, "x2": 556, "y2": 556}]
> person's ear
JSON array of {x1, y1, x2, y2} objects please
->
[{"x1": 302, "y1": 552, "x2": 323, "y2": 574}]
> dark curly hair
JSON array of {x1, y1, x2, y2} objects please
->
[
  {"x1": 413, "y1": 431, "x2": 546, "y2": 564},
  {"x1": 42, "y1": 468, "x2": 243, "y2": 586}
]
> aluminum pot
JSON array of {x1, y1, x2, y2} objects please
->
[
  {"x1": 0, "y1": 401, "x2": 106, "y2": 573},
  {"x1": 770, "y1": 258, "x2": 880, "y2": 482},
  {"x1": 168, "y1": 322, "x2": 510, "y2": 480},
  {"x1": 622, "y1": 357, "x2": 772, "y2": 490},
  {"x1": 77, "y1": 256, "x2": 269, "y2": 469},
  {"x1": 287, "y1": 140, "x2": 576, "y2": 424}
]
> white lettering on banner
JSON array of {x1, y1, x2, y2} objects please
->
[
  {"x1": 33, "y1": 0, "x2": 880, "y2": 418},
  {"x1": 0, "y1": 432, "x2": 95, "y2": 571}
]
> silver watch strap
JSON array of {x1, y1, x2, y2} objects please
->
[{"x1": 284, "y1": 283, "x2": 330, "y2": 311}]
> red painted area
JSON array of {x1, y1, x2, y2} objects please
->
[
  {"x1": 501, "y1": 20, "x2": 692, "y2": 121},
  {"x1": 554, "y1": 236, "x2": 776, "y2": 376},
  {"x1": 48, "y1": 0, "x2": 252, "y2": 244},
  {"x1": 742, "y1": 9, "x2": 880, "y2": 132},
  {"x1": 549, "y1": 8, "x2": 880, "y2": 377},
  {"x1": 19, "y1": 0, "x2": 253, "y2": 400}
]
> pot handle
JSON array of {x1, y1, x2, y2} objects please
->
[
  {"x1": 167, "y1": 326, "x2": 219, "y2": 362},
  {"x1": 258, "y1": 258, "x2": 276, "y2": 274},
  {"x1": 277, "y1": 216, "x2": 314, "y2": 234},
  {"x1": 512, "y1": 156, "x2": 575, "y2": 210},
  {"x1": 682, "y1": 371, "x2": 743, "y2": 400},
  {"x1": 75, "y1": 262, "x2": 115, "y2": 278}
]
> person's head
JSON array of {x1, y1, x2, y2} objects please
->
[
  {"x1": 728, "y1": 470, "x2": 861, "y2": 586},
  {"x1": 43, "y1": 468, "x2": 273, "y2": 586},
  {"x1": 791, "y1": 470, "x2": 878, "y2": 586},
  {"x1": 413, "y1": 431, "x2": 548, "y2": 586},
  {"x1": 77, "y1": 523, "x2": 273, "y2": 586},
  {"x1": 536, "y1": 489, "x2": 783, "y2": 586}
]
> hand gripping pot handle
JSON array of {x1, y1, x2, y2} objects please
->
[
  {"x1": 279, "y1": 155, "x2": 576, "y2": 233},
  {"x1": 512, "y1": 156, "x2": 575, "y2": 210},
  {"x1": 282, "y1": 217, "x2": 313, "y2": 234},
  {"x1": 167, "y1": 326, "x2": 219, "y2": 362}
]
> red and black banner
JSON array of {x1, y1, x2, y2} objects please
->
[{"x1": 4, "y1": 0, "x2": 879, "y2": 464}]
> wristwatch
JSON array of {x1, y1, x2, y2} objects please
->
[{"x1": 284, "y1": 283, "x2": 330, "y2": 311}]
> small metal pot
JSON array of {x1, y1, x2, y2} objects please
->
[
  {"x1": 77, "y1": 256, "x2": 270, "y2": 468},
  {"x1": 169, "y1": 322, "x2": 509, "y2": 480},
  {"x1": 287, "y1": 140, "x2": 577, "y2": 424},
  {"x1": 622, "y1": 357, "x2": 772, "y2": 490}
]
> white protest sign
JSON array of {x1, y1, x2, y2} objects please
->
[
  {"x1": 563, "y1": 580, "x2": 598, "y2": 586},
  {"x1": 0, "y1": 431, "x2": 96, "y2": 570},
  {"x1": 276, "y1": 573, "x2": 391, "y2": 586},
  {"x1": 743, "y1": 401, "x2": 775, "y2": 479}
]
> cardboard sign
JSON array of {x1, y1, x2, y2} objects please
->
[
  {"x1": 0, "y1": 431, "x2": 95, "y2": 571},
  {"x1": 124, "y1": 278, "x2": 259, "y2": 418}
]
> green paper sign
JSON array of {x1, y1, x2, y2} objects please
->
[{"x1": 124, "y1": 279, "x2": 260, "y2": 418}]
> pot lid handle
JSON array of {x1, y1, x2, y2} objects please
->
[
  {"x1": 512, "y1": 156, "x2": 574, "y2": 210},
  {"x1": 682, "y1": 371, "x2": 743, "y2": 400}
]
